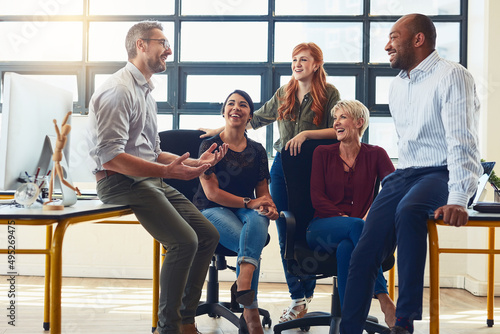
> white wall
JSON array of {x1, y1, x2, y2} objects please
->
[{"x1": 2, "y1": 0, "x2": 500, "y2": 296}]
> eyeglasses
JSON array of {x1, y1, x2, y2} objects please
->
[{"x1": 141, "y1": 38, "x2": 170, "y2": 50}]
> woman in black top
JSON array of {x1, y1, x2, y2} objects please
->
[{"x1": 194, "y1": 90, "x2": 278, "y2": 334}]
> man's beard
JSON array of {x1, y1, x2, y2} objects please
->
[
  {"x1": 147, "y1": 58, "x2": 166, "y2": 74},
  {"x1": 390, "y1": 40, "x2": 415, "y2": 71}
]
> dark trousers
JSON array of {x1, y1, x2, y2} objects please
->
[
  {"x1": 270, "y1": 152, "x2": 316, "y2": 300},
  {"x1": 340, "y1": 167, "x2": 449, "y2": 334}
]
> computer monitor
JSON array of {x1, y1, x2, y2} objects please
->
[{"x1": 0, "y1": 72, "x2": 74, "y2": 196}]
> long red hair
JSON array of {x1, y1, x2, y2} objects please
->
[{"x1": 277, "y1": 42, "x2": 328, "y2": 126}]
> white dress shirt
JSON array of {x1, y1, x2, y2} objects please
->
[
  {"x1": 87, "y1": 62, "x2": 161, "y2": 174},
  {"x1": 389, "y1": 50, "x2": 482, "y2": 207}
]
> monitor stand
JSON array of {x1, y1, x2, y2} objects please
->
[{"x1": 36, "y1": 135, "x2": 77, "y2": 207}]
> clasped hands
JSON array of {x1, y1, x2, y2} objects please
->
[{"x1": 247, "y1": 195, "x2": 279, "y2": 220}]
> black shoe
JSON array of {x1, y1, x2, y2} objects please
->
[
  {"x1": 230, "y1": 281, "x2": 255, "y2": 308},
  {"x1": 390, "y1": 326, "x2": 411, "y2": 334}
]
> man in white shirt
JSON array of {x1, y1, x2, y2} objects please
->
[
  {"x1": 339, "y1": 14, "x2": 482, "y2": 334},
  {"x1": 87, "y1": 21, "x2": 227, "y2": 334}
]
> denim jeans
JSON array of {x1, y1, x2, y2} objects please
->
[
  {"x1": 202, "y1": 207, "x2": 269, "y2": 309},
  {"x1": 306, "y1": 216, "x2": 388, "y2": 309},
  {"x1": 340, "y1": 167, "x2": 449, "y2": 334},
  {"x1": 97, "y1": 174, "x2": 219, "y2": 334},
  {"x1": 270, "y1": 152, "x2": 316, "y2": 300}
]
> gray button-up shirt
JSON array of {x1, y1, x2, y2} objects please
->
[{"x1": 87, "y1": 62, "x2": 161, "y2": 174}]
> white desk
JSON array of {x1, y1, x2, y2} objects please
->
[{"x1": 0, "y1": 200, "x2": 147, "y2": 333}]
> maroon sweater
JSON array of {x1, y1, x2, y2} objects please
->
[{"x1": 311, "y1": 143, "x2": 395, "y2": 219}]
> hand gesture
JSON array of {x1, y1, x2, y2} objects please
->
[
  {"x1": 164, "y1": 153, "x2": 211, "y2": 180},
  {"x1": 197, "y1": 142, "x2": 229, "y2": 167},
  {"x1": 434, "y1": 204, "x2": 468, "y2": 227}
]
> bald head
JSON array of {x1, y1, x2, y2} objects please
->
[{"x1": 398, "y1": 14, "x2": 437, "y2": 50}]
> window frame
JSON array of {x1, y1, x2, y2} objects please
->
[{"x1": 0, "y1": 0, "x2": 469, "y2": 156}]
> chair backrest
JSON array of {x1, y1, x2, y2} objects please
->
[
  {"x1": 281, "y1": 139, "x2": 338, "y2": 242},
  {"x1": 281, "y1": 139, "x2": 393, "y2": 276},
  {"x1": 158, "y1": 129, "x2": 206, "y2": 201},
  {"x1": 281, "y1": 139, "x2": 338, "y2": 277},
  {"x1": 158, "y1": 129, "x2": 254, "y2": 258}
]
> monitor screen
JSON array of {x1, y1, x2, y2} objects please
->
[{"x1": 0, "y1": 72, "x2": 73, "y2": 191}]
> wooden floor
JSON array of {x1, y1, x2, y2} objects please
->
[{"x1": 0, "y1": 276, "x2": 499, "y2": 334}]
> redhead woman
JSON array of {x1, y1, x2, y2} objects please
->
[
  {"x1": 194, "y1": 90, "x2": 279, "y2": 334},
  {"x1": 201, "y1": 43, "x2": 340, "y2": 322}
]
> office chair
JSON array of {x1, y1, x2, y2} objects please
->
[
  {"x1": 273, "y1": 139, "x2": 394, "y2": 334},
  {"x1": 157, "y1": 129, "x2": 272, "y2": 332}
]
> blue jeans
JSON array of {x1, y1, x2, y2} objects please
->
[
  {"x1": 340, "y1": 167, "x2": 449, "y2": 334},
  {"x1": 202, "y1": 207, "x2": 269, "y2": 309},
  {"x1": 271, "y1": 152, "x2": 316, "y2": 300},
  {"x1": 306, "y1": 216, "x2": 388, "y2": 309}
]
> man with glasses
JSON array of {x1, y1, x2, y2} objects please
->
[{"x1": 87, "y1": 21, "x2": 227, "y2": 334}]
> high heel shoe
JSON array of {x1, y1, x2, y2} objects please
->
[
  {"x1": 239, "y1": 314, "x2": 249, "y2": 334},
  {"x1": 230, "y1": 281, "x2": 255, "y2": 308}
]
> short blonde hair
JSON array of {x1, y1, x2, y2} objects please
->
[{"x1": 331, "y1": 100, "x2": 370, "y2": 137}]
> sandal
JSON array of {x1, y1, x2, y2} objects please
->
[{"x1": 279, "y1": 296, "x2": 313, "y2": 323}]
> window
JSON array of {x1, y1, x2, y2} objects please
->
[{"x1": 0, "y1": 0, "x2": 468, "y2": 158}]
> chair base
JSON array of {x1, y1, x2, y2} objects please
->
[
  {"x1": 272, "y1": 277, "x2": 389, "y2": 334},
  {"x1": 195, "y1": 257, "x2": 272, "y2": 331},
  {"x1": 273, "y1": 313, "x2": 389, "y2": 334},
  {"x1": 273, "y1": 312, "x2": 339, "y2": 334}
]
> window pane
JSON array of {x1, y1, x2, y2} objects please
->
[
  {"x1": 181, "y1": 22, "x2": 268, "y2": 62},
  {"x1": 375, "y1": 77, "x2": 393, "y2": 105},
  {"x1": 368, "y1": 117, "x2": 398, "y2": 159},
  {"x1": 276, "y1": 0, "x2": 362, "y2": 15},
  {"x1": 179, "y1": 115, "x2": 225, "y2": 131},
  {"x1": 370, "y1": 0, "x2": 460, "y2": 15},
  {"x1": 275, "y1": 23, "x2": 363, "y2": 63},
  {"x1": 328, "y1": 76, "x2": 356, "y2": 101},
  {"x1": 280, "y1": 75, "x2": 356, "y2": 100},
  {"x1": 95, "y1": 74, "x2": 169, "y2": 102},
  {"x1": 25, "y1": 75, "x2": 78, "y2": 102},
  {"x1": 434, "y1": 22, "x2": 460, "y2": 62},
  {"x1": 0, "y1": 22, "x2": 82, "y2": 61},
  {"x1": 181, "y1": 0, "x2": 267, "y2": 15},
  {"x1": 0, "y1": 1, "x2": 82, "y2": 15},
  {"x1": 89, "y1": 0, "x2": 174, "y2": 15},
  {"x1": 370, "y1": 22, "x2": 460, "y2": 63},
  {"x1": 157, "y1": 115, "x2": 173, "y2": 132},
  {"x1": 89, "y1": 22, "x2": 174, "y2": 62},
  {"x1": 186, "y1": 75, "x2": 261, "y2": 103}
]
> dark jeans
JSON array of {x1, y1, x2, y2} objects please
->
[
  {"x1": 340, "y1": 167, "x2": 449, "y2": 334},
  {"x1": 271, "y1": 152, "x2": 316, "y2": 300}
]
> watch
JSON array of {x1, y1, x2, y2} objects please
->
[{"x1": 243, "y1": 197, "x2": 251, "y2": 209}]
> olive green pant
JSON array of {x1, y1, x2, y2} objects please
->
[{"x1": 97, "y1": 174, "x2": 219, "y2": 334}]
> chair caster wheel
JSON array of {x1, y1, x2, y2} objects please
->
[{"x1": 300, "y1": 325, "x2": 310, "y2": 331}]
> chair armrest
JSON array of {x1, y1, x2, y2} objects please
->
[{"x1": 280, "y1": 210, "x2": 296, "y2": 260}]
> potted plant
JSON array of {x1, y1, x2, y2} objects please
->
[{"x1": 489, "y1": 169, "x2": 500, "y2": 202}]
